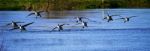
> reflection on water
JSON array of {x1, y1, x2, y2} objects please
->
[{"x1": 44, "y1": 9, "x2": 102, "y2": 19}]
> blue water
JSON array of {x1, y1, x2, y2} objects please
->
[{"x1": 0, "y1": 9, "x2": 150, "y2": 51}]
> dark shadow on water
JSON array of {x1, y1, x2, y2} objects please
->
[
  {"x1": 11, "y1": 38, "x2": 65, "y2": 46},
  {"x1": 3, "y1": 28, "x2": 150, "y2": 34}
]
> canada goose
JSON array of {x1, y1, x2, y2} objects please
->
[
  {"x1": 51, "y1": 24, "x2": 69, "y2": 31},
  {"x1": 74, "y1": 17, "x2": 85, "y2": 23},
  {"x1": 74, "y1": 17, "x2": 99, "y2": 23},
  {"x1": 103, "y1": 13, "x2": 119, "y2": 22},
  {"x1": 117, "y1": 16, "x2": 137, "y2": 23},
  {"x1": 6, "y1": 21, "x2": 24, "y2": 29},
  {"x1": 27, "y1": 11, "x2": 44, "y2": 18},
  {"x1": 81, "y1": 21, "x2": 88, "y2": 28},
  {"x1": 76, "y1": 21, "x2": 88, "y2": 28},
  {"x1": 11, "y1": 22, "x2": 34, "y2": 32}
]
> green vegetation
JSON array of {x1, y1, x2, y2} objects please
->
[{"x1": 0, "y1": 0, "x2": 150, "y2": 11}]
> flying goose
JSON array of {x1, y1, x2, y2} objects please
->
[
  {"x1": 103, "y1": 13, "x2": 120, "y2": 22},
  {"x1": 117, "y1": 16, "x2": 137, "y2": 23},
  {"x1": 11, "y1": 22, "x2": 34, "y2": 32},
  {"x1": 81, "y1": 21, "x2": 88, "y2": 28},
  {"x1": 76, "y1": 21, "x2": 88, "y2": 28},
  {"x1": 74, "y1": 17, "x2": 99, "y2": 23},
  {"x1": 74, "y1": 17, "x2": 86, "y2": 23},
  {"x1": 6, "y1": 21, "x2": 24, "y2": 29},
  {"x1": 27, "y1": 11, "x2": 44, "y2": 18},
  {"x1": 51, "y1": 24, "x2": 69, "y2": 31}
]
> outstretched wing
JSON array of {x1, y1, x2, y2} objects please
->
[
  {"x1": 128, "y1": 16, "x2": 137, "y2": 18},
  {"x1": 51, "y1": 27, "x2": 57, "y2": 31},
  {"x1": 60, "y1": 24, "x2": 70, "y2": 26},
  {"x1": 115, "y1": 18, "x2": 125, "y2": 20},
  {"x1": 103, "y1": 16, "x2": 107, "y2": 20},
  {"x1": 84, "y1": 18, "x2": 101, "y2": 23},
  {"x1": 27, "y1": 13, "x2": 35, "y2": 17},
  {"x1": 22, "y1": 22, "x2": 34, "y2": 27},
  {"x1": 111, "y1": 15, "x2": 120, "y2": 17},
  {"x1": 6, "y1": 23, "x2": 11, "y2": 26},
  {"x1": 105, "y1": 12, "x2": 110, "y2": 16}
]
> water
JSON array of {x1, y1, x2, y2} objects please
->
[{"x1": 0, "y1": 9, "x2": 150, "y2": 51}]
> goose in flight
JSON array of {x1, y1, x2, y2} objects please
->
[
  {"x1": 117, "y1": 16, "x2": 137, "y2": 23},
  {"x1": 51, "y1": 24, "x2": 69, "y2": 31},
  {"x1": 74, "y1": 17, "x2": 100, "y2": 23},
  {"x1": 27, "y1": 11, "x2": 44, "y2": 18},
  {"x1": 76, "y1": 21, "x2": 88, "y2": 28},
  {"x1": 81, "y1": 21, "x2": 88, "y2": 28},
  {"x1": 74, "y1": 17, "x2": 86, "y2": 23},
  {"x1": 103, "y1": 13, "x2": 120, "y2": 22},
  {"x1": 10, "y1": 22, "x2": 34, "y2": 32},
  {"x1": 6, "y1": 21, "x2": 24, "y2": 29}
]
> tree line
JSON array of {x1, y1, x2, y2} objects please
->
[{"x1": 0, "y1": 0, "x2": 150, "y2": 11}]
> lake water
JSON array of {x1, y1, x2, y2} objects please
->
[{"x1": 0, "y1": 9, "x2": 150, "y2": 51}]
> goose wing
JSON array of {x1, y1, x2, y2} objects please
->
[
  {"x1": 115, "y1": 18, "x2": 125, "y2": 20},
  {"x1": 128, "y1": 16, "x2": 137, "y2": 18},
  {"x1": 51, "y1": 27, "x2": 58, "y2": 31},
  {"x1": 85, "y1": 18, "x2": 101, "y2": 23},
  {"x1": 111, "y1": 15, "x2": 120, "y2": 17},
  {"x1": 22, "y1": 22, "x2": 34, "y2": 27},
  {"x1": 103, "y1": 16, "x2": 107, "y2": 19},
  {"x1": 27, "y1": 13, "x2": 35, "y2": 17},
  {"x1": 106, "y1": 12, "x2": 110, "y2": 16},
  {"x1": 60, "y1": 24, "x2": 69, "y2": 26},
  {"x1": 6, "y1": 23, "x2": 11, "y2": 26}
]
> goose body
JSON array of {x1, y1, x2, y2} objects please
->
[
  {"x1": 19, "y1": 25, "x2": 26, "y2": 31},
  {"x1": 103, "y1": 13, "x2": 119, "y2": 22},
  {"x1": 81, "y1": 21, "x2": 88, "y2": 28},
  {"x1": 52, "y1": 24, "x2": 69, "y2": 31},
  {"x1": 27, "y1": 11, "x2": 44, "y2": 18},
  {"x1": 121, "y1": 17, "x2": 131, "y2": 23},
  {"x1": 57, "y1": 24, "x2": 64, "y2": 31},
  {"x1": 11, "y1": 22, "x2": 19, "y2": 28},
  {"x1": 6, "y1": 21, "x2": 24, "y2": 29},
  {"x1": 75, "y1": 17, "x2": 84, "y2": 23},
  {"x1": 104, "y1": 16, "x2": 113, "y2": 22}
]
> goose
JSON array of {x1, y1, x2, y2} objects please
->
[
  {"x1": 11, "y1": 22, "x2": 34, "y2": 32},
  {"x1": 117, "y1": 16, "x2": 137, "y2": 23},
  {"x1": 51, "y1": 24, "x2": 69, "y2": 31},
  {"x1": 103, "y1": 13, "x2": 119, "y2": 22},
  {"x1": 6, "y1": 21, "x2": 24, "y2": 29},
  {"x1": 76, "y1": 21, "x2": 88, "y2": 28},
  {"x1": 27, "y1": 11, "x2": 44, "y2": 18},
  {"x1": 81, "y1": 21, "x2": 88, "y2": 28},
  {"x1": 74, "y1": 17, "x2": 85, "y2": 23},
  {"x1": 74, "y1": 17, "x2": 99, "y2": 23}
]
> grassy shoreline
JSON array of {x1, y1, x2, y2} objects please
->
[{"x1": 0, "y1": 0, "x2": 150, "y2": 11}]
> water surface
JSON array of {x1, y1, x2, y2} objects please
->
[{"x1": 0, "y1": 9, "x2": 150, "y2": 51}]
